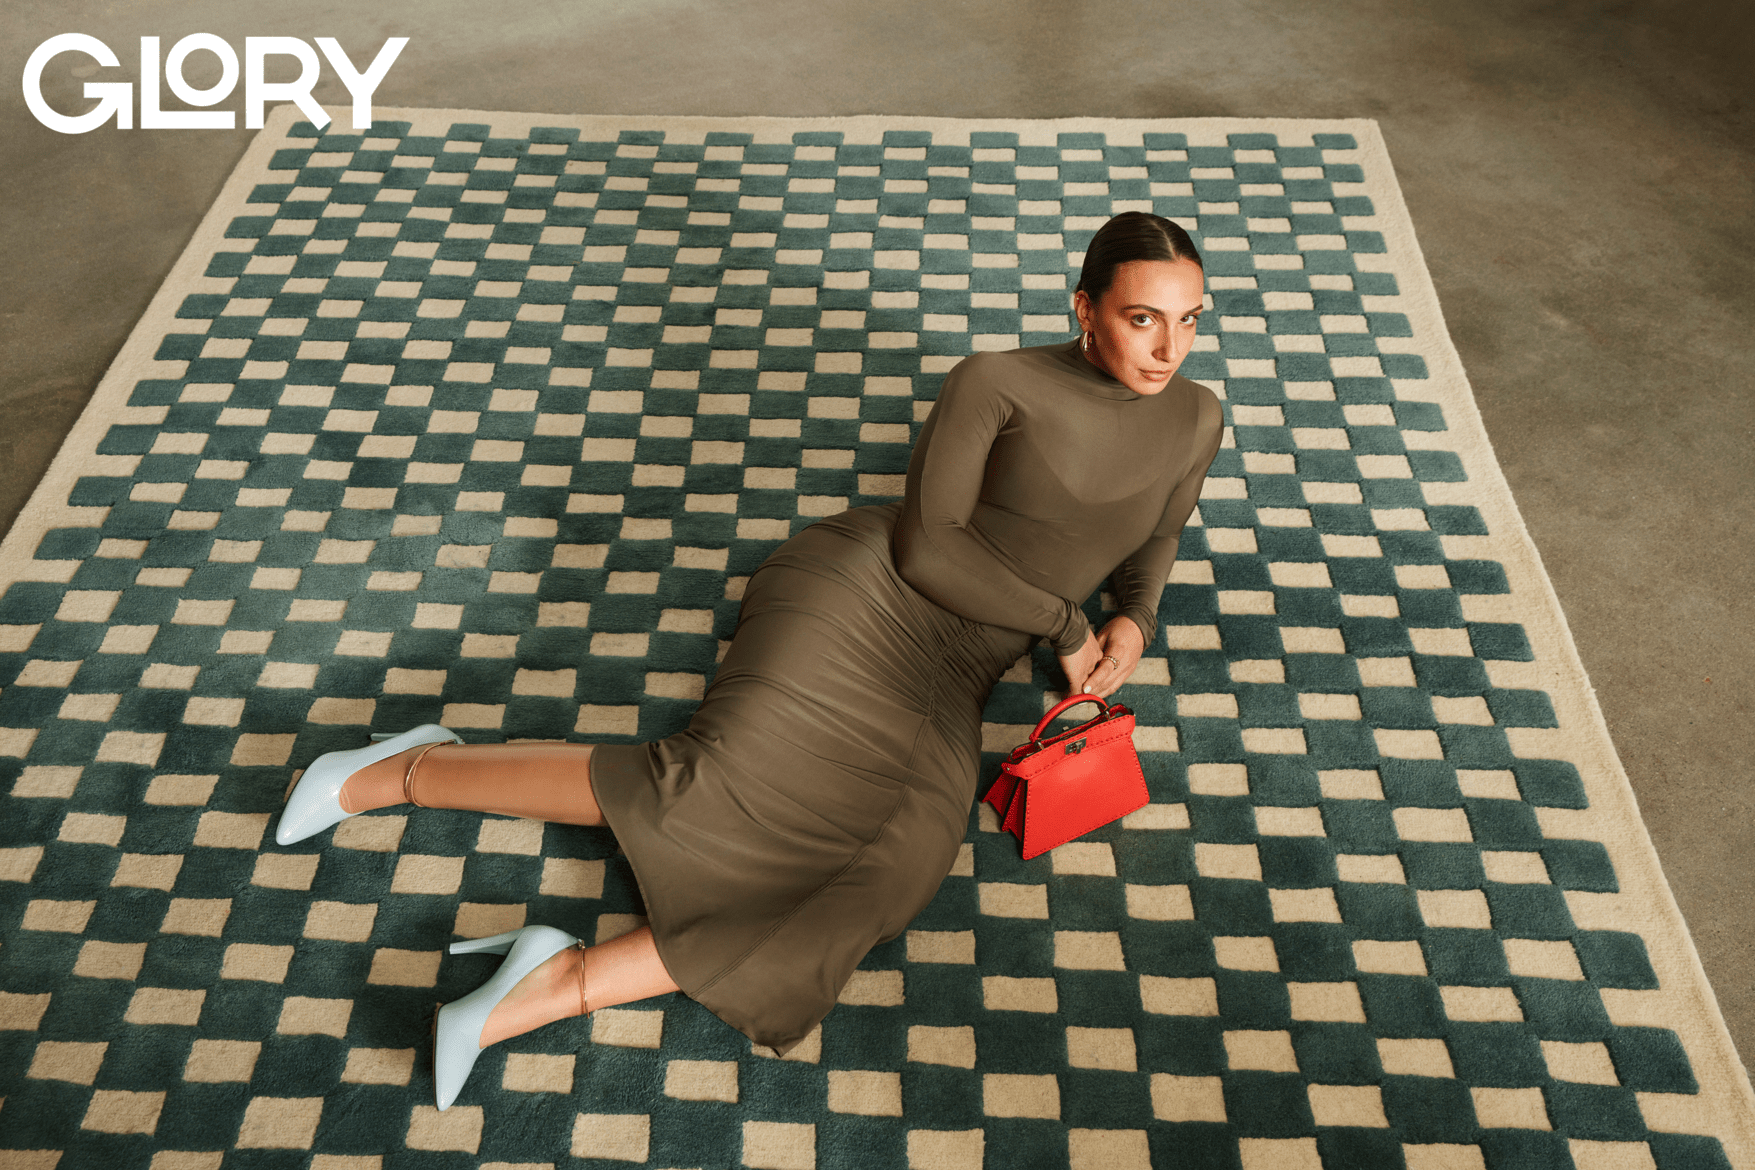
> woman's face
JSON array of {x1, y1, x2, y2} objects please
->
[{"x1": 1071, "y1": 258, "x2": 1206, "y2": 396}]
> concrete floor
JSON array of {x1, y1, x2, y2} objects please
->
[{"x1": 4, "y1": 1, "x2": 1750, "y2": 1071}]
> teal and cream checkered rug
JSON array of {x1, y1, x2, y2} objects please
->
[{"x1": 1, "y1": 109, "x2": 1750, "y2": 1169}]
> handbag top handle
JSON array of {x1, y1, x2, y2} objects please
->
[{"x1": 1026, "y1": 694, "x2": 1113, "y2": 744}]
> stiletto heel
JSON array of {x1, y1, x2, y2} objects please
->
[
  {"x1": 434, "y1": 924, "x2": 581, "y2": 1110},
  {"x1": 276, "y1": 724, "x2": 462, "y2": 846},
  {"x1": 448, "y1": 929, "x2": 525, "y2": 957}
]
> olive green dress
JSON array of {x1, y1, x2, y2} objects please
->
[{"x1": 590, "y1": 340, "x2": 1224, "y2": 1052}]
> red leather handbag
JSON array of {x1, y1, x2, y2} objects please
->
[{"x1": 982, "y1": 694, "x2": 1150, "y2": 860}]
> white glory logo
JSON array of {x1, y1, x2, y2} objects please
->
[{"x1": 23, "y1": 34, "x2": 408, "y2": 134}]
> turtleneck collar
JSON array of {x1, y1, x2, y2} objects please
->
[{"x1": 1044, "y1": 338, "x2": 1143, "y2": 401}]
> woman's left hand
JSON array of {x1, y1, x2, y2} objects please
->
[{"x1": 1081, "y1": 617, "x2": 1145, "y2": 699}]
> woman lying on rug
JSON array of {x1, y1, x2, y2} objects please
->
[{"x1": 276, "y1": 210, "x2": 1223, "y2": 1111}]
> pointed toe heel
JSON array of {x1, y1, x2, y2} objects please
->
[
  {"x1": 434, "y1": 924, "x2": 581, "y2": 1111},
  {"x1": 275, "y1": 724, "x2": 462, "y2": 846}
]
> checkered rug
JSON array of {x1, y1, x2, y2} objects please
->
[{"x1": 1, "y1": 108, "x2": 1750, "y2": 1170}]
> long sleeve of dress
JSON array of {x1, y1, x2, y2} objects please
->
[
  {"x1": 1109, "y1": 406, "x2": 1223, "y2": 647},
  {"x1": 892, "y1": 370, "x2": 1094, "y2": 656}
]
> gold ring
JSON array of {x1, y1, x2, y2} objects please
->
[{"x1": 1101, "y1": 655, "x2": 1119, "y2": 668}]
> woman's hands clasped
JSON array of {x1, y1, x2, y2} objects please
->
[{"x1": 1057, "y1": 617, "x2": 1146, "y2": 700}]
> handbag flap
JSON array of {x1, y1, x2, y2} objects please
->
[
  {"x1": 1007, "y1": 709, "x2": 1137, "y2": 781},
  {"x1": 1007, "y1": 703, "x2": 1134, "y2": 760}
]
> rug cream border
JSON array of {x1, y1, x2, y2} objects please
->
[{"x1": 4, "y1": 107, "x2": 1751, "y2": 1156}]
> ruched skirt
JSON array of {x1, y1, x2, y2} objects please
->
[{"x1": 589, "y1": 502, "x2": 1031, "y2": 1052}]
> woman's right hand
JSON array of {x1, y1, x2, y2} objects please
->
[{"x1": 1057, "y1": 629, "x2": 1104, "y2": 696}]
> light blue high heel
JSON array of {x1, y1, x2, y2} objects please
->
[
  {"x1": 275, "y1": 724, "x2": 462, "y2": 846},
  {"x1": 435, "y1": 924, "x2": 582, "y2": 1111}
]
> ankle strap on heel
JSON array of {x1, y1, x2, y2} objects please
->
[
  {"x1": 576, "y1": 940, "x2": 590, "y2": 1017},
  {"x1": 402, "y1": 741, "x2": 448, "y2": 808}
]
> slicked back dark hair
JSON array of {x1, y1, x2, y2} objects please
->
[{"x1": 1074, "y1": 211, "x2": 1203, "y2": 307}]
